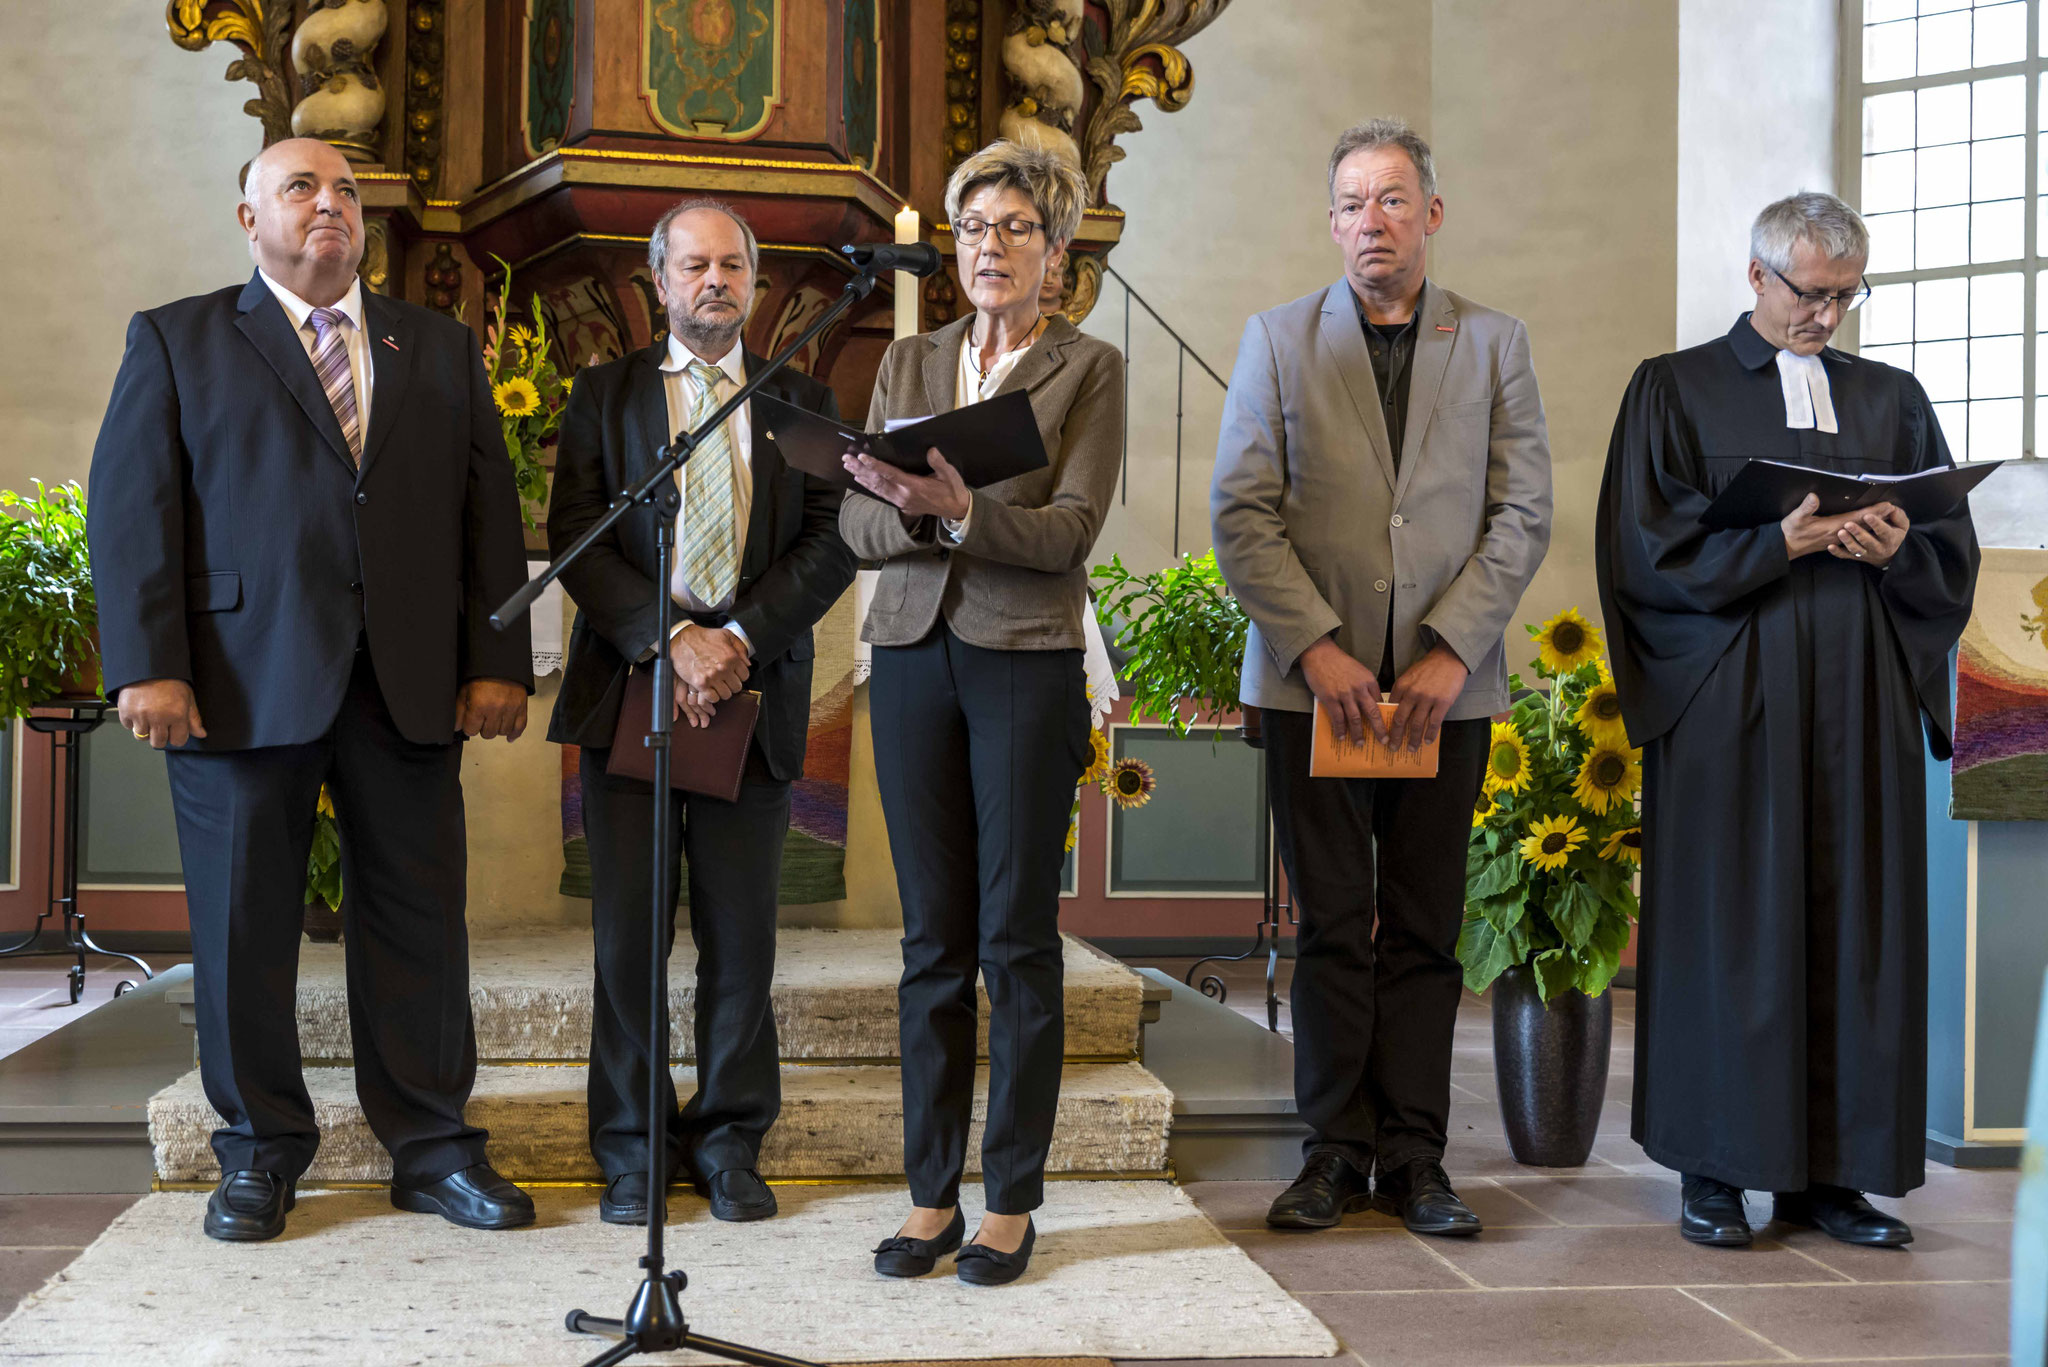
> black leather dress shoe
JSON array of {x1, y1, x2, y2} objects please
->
[
  {"x1": 390, "y1": 1163, "x2": 536, "y2": 1230},
  {"x1": 1266, "y1": 1151, "x2": 1374, "y2": 1229},
  {"x1": 203, "y1": 1170, "x2": 294, "y2": 1242},
  {"x1": 1680, "y1": 1174, "x2": 1753, "y2": 1247},
  {"x1": 1774, "y1": 1185, "x2": 1913, "y2": 1247},
  {"x1": 873, "y1": 1207, "x2": 966, "y2": 1277},
  {"x1": 955, "y1": 1218, "x2": 1036, "y2": 1286},
  {"x1": 1373, "y1": 1158, "x2": 1482, "y2": 1236},
  {"x1": 696, "y1": 1168, "x2": 777, "y2": 1222},
  {"x1": 599, "y1": 1173, "x2": 651, "y2": 1226}
]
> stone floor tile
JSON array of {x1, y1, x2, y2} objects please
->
[
  {"x1": 1684, "y1": 1280, "x2": 2011, "y2": 1359},
  {"x1": 1764, "y1": 1219, "x2": 2012, "y2": 1284},
  {"x1": 0, "y1": 1195, "x2": 141, "y2": 1249},
  {"x1": 1232, "y1": 1228, "x2": 1473, "y2": 1293},
  {"x1": 1424, "y1": 1222, "x2": 1844, "y2": 1290},
  {"x1": 1489, "y1": 1172, "x2": 1683, "y2": 1226},
  {"x1": 0, "y1": 1248, "x2": 77, "y2": 1320}
]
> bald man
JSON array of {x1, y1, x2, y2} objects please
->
[{"x1": 88, "y1": 139, "x2": 536, "y2": 1241}]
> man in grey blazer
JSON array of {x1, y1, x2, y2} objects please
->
[{"x1": 1211, "y1": 119, "x2": 1551, "y2": 1236}]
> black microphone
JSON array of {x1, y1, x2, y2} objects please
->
[{"x1": 841, "y1": 242, "x2": 944, "y2": 277}]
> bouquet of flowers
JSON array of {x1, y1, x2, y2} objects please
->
[
  {"x1": 479, "y1": 257, "x2": 570, "y2": 527},
  {"x1": 1459, "y1": 608, "x2": 1642, "y2": 1003}
]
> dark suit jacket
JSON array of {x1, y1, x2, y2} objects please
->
[
  {"x1": 87, "y1": 272, "x2": 533, "y2": 751},
  {"x1": 544, "y1": 342, "x2": 857, "y2": 783}
]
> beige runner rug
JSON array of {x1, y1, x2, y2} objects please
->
[{"x1": 0, "y1": 1182, "x2": 1337, "y2": 1365}]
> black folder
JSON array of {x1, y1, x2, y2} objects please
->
[
  {"x1": 1700, "y1": 458, "x2": 2002, "y2": 530},
  {"x1": 753, "y1": 389, "x2": 1048, "y2": 490}
]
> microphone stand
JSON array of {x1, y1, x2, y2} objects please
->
[{"x1": 490, "y1": 262, "x2": 886, "y2": 1367}]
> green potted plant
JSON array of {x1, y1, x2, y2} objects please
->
[
  {"x1": 1459, "y1": 606, "x2": 1642, "y2": 1167},
  {"x1": 1089, "y1": 549, "x2": 1248, "y2": 739},
  {"x1": 0, "y1": 480, "x2": 99, "y2": 716}
]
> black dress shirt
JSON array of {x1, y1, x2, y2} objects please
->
[{"x1": 1353, "y1": 289, "x2": 1420, "y2": 468}]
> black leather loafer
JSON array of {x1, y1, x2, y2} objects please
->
[
  {"x1": 696, "y1": 1168, "x2": 777, "y2": 1222},
  {"x1": 873, "y1": 1207, "x2": 966, "y2": 1277},
  {"x1": 1680, "y1": 1174, "x2": 1753, "y2": 1247},
  {"x1": 391, "y1": 1163, "x2": 536, "y2": 1230},
  {"x1": 203, "y1": 1170, "x2": 295, "y2": 1242},
  {"x1": 1774, "y1": 1186, "x2": 1912, "y2": 1247},
  {"x1": 1266, "y1": 1151, "x2": 1374, "y2": 1229},
  {"x1": 1373, "y1": 1158, "x2": 1483, "y2": 1237},
  {"x1": 599, "y1": 1172, "x2": 651, "y2": 1226},
  {"x1": 955, "y1": 1217, "x2": 1036, "y2": 1286}
]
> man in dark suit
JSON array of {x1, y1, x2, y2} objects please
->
[
  {"x1": 88, "y1": 139, "x2": 536, "y2": 1242},
  {"x1": 548, "y1": 200, "x2": 857, "y2": 1225}
]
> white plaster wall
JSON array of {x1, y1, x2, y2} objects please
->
[
  {"x1": 1675, "y1": 0, "x2": 1838, "y2": 349},
  {"x1": 0, "y1": 0, "x2": 261, "y2": 494}
]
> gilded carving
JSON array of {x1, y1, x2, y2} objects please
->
[
  {"x1": 1080, "y1": 0, "x2": 1231, "y2": 205},
  {"x1": 1000, "y1": 0, "x2": 1084, "y2": 168},
  {"x1": 424, "y1": 241, "x2": 464, "y2": 317},
  {"x1": 291, "y1": 0, "x2": 389, "y2": 161},
  {"x1": 943, "y1": 0, "x2": 982, "y2": 173},
  {"x1": 644, "y1": 0, "x2": 781, "y2": 140},
  {"x1": 165, "y1": 0, "x2": 295, "y2": 147},
  {"x1": 361, "y1": 218, "x2": 392, "y2": 294},
  {"x1": 1060, "y1": 252, "x2": 1102, "y2": 326},
  {"x1": 407, "y1": 0, "x2": 448, "y2": 190}
]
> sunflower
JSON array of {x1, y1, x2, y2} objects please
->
[
  {"x1": 1533, "y1": 607, "x2": 1603, "y2": 675},
  {"x1": 1519, "y1": 814, "x2": 1588, "y2": 871},
  {"x1": 317, "y1": 785, "x2": 336, "y2": 820},
  {"x1": 1482, "y1": 722, "x2": 1532, "y2": 795},
  {"x1": 1572, "y1": 743, "x2": 1643, "y2": 815},
  {"x1": 1080, "y1": 725, "x2": 1112, "y2": 787},
  {"x1": 1574, "y1": 676, "x2": 1630, "y2": 746},
  {"x1": 1103, "y1": 757, "x2": 1156, "y2": 810},
  {"x1": 505, "y1": 323, "x2": 537, "y2": 354},
  {"x1": 493, "y1": 376, "x2": 542, "y2": 417},
  {"x1": 1472, "y1": 787, "x2": 1498, "y2": 829},
  {"x1": 1600, "y1": 825, "x2": 1642, "y2": 867}
]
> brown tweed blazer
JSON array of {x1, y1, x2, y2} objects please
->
[{"x1": 840, "y1": 313, "x2": 1125, "y2": 651}]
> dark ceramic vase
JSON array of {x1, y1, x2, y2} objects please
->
[{"x1": 1491, "y1": 963, "x2": 1612, "y2": 1167}]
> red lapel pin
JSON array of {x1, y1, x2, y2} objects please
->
[
  {"x1": 381, "y1": 336, "x2": 400, "y2": 351},
  {"x1": 1436, "y1": 324, "x2": 1456, "y2": 332}
]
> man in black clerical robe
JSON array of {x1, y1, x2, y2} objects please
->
[{"x1": 1596, "y1": 192, "x2": 1978, "y2": 1250}]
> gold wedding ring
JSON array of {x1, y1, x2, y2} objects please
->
[{"x1": 132, "y1": 727, "x2": 148, "y2": 739}]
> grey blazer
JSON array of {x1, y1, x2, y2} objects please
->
[
  {"x1": 840, "y1": 313, "x2": 1125, "y2": 651},
  {"x1": 1210, "y1": 279, "x2": 1552, "y2": 720}
]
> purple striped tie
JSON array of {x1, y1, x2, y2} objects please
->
[{"x1": 308, "y1": 307, "x2": 362, "y2": 466}]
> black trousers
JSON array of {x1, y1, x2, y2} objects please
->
[
  {"x1": 164, "y1": 648, "x2": 483, "y2": 1186},
  {"x1": 1264, "y1": 709, "x2": 1490, "y2": 1174},
  {"x1": 871, "y1": 624, "x2": 1091, "y2": 1214},
  {"x1": 579, "y1": 740, "x2": 789, "y2": 1182}
]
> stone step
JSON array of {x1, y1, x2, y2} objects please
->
[
  {"x1": 279, "y1": 929, "x2": 1142, "y2": 1063},
  {"x1": 147, "y1": 1061, "x2": 1175, "y2": 1185}
]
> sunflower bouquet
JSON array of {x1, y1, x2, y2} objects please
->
[
  {"x1": 1458, "y1": 607, "x2": 1642, "y2": 1004},
  {"x1": 480, "y1": 256, "x2": 570, "y2": 528}
]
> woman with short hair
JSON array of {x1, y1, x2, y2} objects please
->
[{"x1": 841, "y1": 140, "x2": 1124, "y2": 1286}]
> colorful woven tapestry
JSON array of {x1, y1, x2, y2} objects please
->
[
  {"x1": 1951, "y1": 546, "x2": 2048, "y2": 821},
  {"x1": 560, "y1": 582, "x2": 857, "y2": 904}
]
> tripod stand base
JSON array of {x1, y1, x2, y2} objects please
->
[{"x1": 568, "y1": 1271, "x2": 825, "y2": 1367}]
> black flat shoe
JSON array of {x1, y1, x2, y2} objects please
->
[
  {"x1": 1373, "y1": 1158, "x2": 1482, "y2": 1237},
  {"x1": 203, "y1": 1170, "x2": 294, "y2": 1242},
  {"x1": 956, "y1": 1218, "x2": 1036, "y2": 1287},
  {"x1": 1266, "y1": 1151, "x2": 1374, "y2": 1229},
  {"x1": 390, "y1": 1163, "x2": 536, "y2": 1230},
  {"x1": 599, "y1": 1172, "x2": 650, "y2": 1226},
  {"x1": 696, "y1": 1168, "x2": 777, "y2": 1223},
  {"x1": 872, "y1": 1207, "x2": 966, "y2": 1277},
  {"x1": 1680, "y1": 1174, "x2": 1753, "y2": 1247},
  {"x1": 1774, "y1": 1185, "x2": 1912, "y2": 1247}
]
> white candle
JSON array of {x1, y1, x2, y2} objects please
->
[{"x1": 893, "y1": 205, "x2": 920, "y2": 340}]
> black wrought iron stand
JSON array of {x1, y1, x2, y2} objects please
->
[
  {"x1": 0, "y1": 702, "x2": 155, "y2": 1003},
  {"x1": 1184, "y1": 706, "x2": 1291, "y2": 1033}
]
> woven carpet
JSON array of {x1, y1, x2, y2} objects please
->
[{"x1": 0, "y1": 1183, "x2": 1338, "y2": 1365}]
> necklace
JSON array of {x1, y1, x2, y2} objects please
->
[{"x1": 968, "y1": 315, "x2": 1047, "y2": 385}]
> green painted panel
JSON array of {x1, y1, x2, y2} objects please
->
[
  {"x1": 1108, "y1": 730, "x2": 1266, "y2": 895},
  {"x1": 644, "y1": 0, "x2": 780, "y2": 140},
  {"x1": 842, "y1": 0, "x2": 879, "y2": 168},
  {"x1": 525, "y1": 0, "x2": 576, "y2": 155}
]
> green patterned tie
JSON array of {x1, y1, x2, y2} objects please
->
[{"x1": 677, "y1": 360, "x2": 740, "y2": 606}]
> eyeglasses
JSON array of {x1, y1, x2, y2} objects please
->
[
  {"x1": 953, "y1": 216, "x2": 1046, "y2": 247},
  {"x1": 1770, "y1": 266, "x2": 1870, "y2": 314}
]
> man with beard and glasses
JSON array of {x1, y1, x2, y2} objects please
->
[{"x1": 548, "y1": 200, "x2": 857, "y2": 1224}]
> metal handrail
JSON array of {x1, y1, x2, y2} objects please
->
[{"x1": 1105, "y1": 265, "x2": 1229, "y2": 556}]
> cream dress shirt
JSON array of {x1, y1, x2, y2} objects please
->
[
  {"x1": 660, "y1": 334, "x2": 754, "y2": 654},
  {"x1": 261, "y1": 271, "x2": 372, "y2": 438}
]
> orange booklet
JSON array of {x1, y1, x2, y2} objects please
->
[{"x1": 1310, "y1": 700, "x2": 1440, "y2": 778}]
